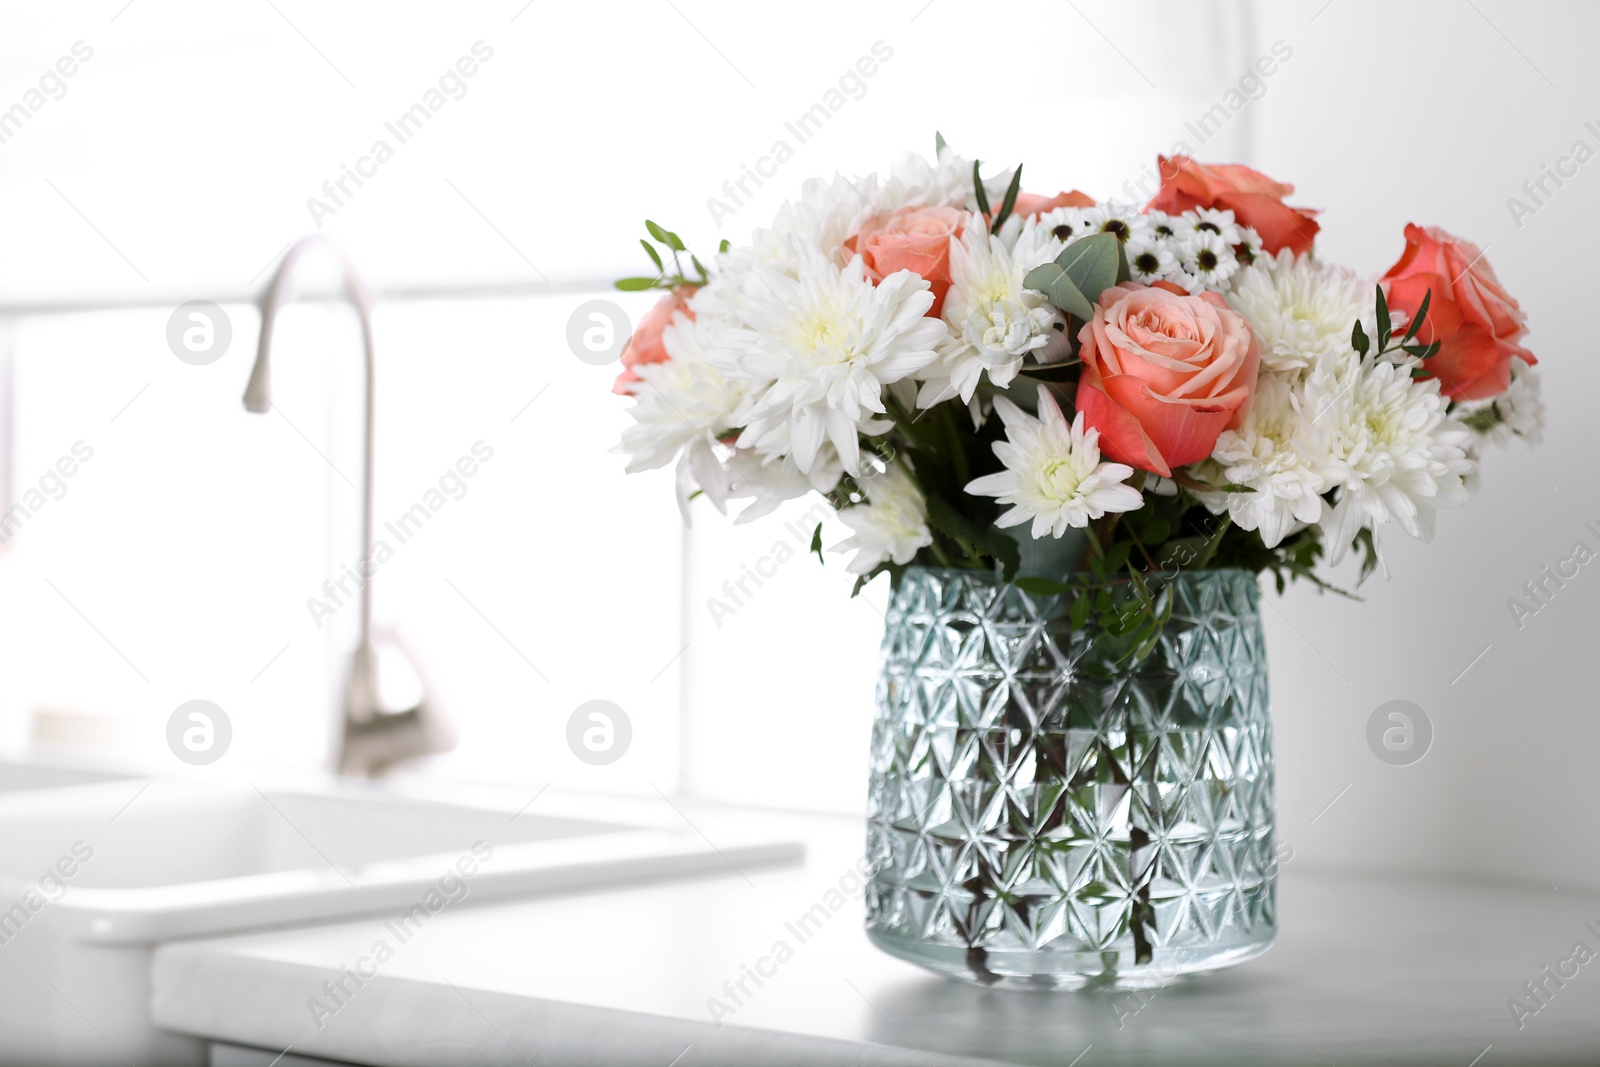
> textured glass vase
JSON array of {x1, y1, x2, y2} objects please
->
[{"x1": 865, "y1": 566, "x2": 1275, "y2": 990}]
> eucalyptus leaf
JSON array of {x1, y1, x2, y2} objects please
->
[
  {"x1": 1024, "y1": 263, "x2": 1094, "y2": 320},
  {"x1": 1054, "y1": 233, "x2": 1122, "y2": 306}
]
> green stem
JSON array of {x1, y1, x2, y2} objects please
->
[{"x1": 936, "y1": 404, "x2": 970, "y2": 488}]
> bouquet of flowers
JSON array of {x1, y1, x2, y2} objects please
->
[{"x1": 612, "y1": 140, "x2": 1541, "y2": 640}]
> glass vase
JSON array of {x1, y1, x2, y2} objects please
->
[{"x1": 865, "y1": 566, "x2": 1276, "y2": 990}]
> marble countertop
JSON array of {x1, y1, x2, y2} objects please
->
[{"x1": 150, "y1": 804, "x2": 1600, "y2": 1067}]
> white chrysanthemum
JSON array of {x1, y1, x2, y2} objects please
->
[
  {"x1": 1497, "y1": 363, "x2": 1544, "y2": 442},
  {"x1": 883, "y1": 146, "x2": 1014, "y2": 213},
  {"x1": 917, "y1": 219, "x2": 1060, "y2": 407},
  {"x1": 831, "y1": 463, "x2": 933, "y2": 574},
  {"x1": 699, "y1": 175, "x2": 882, "y2": 328},
  {"x1": 1226, "y1": 249, "x2": 1370, "y2": 375},
  {"x1": 965, "y1": 393, "x2": 1144, "y2": 538},
  {"x1": 722, "y1": 240, "x2": 945, "y2": 477},
  {"x1": 1179, "y1": 229, "x2": 1241, "y2": 292},
  {"x1": 724, "y1": 447, "x2": 843, "y2": 524},
  {"x1": 618, "y1": 314, "x2": 756, "y2": 517},
  {"x1": 1309, "y1": 354, "x2": 1475, "y2": 563},
  {"x1": 1125, "y1": 233, "x2": 1178, "y2": 283},
  {"x1": 1210, "y1": 372, "x2": 1330, "y2": 547},
  {"x1": 1460, "y1": 361, "x2": 1545, "y2": 446}
]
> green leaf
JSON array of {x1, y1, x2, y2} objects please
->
[
  {"x1": 639, "y1": 240, "x2": 664, "y2": 272},
  {"x1": 810, "y1": 523, "x2": 825, "y2": 565},
  {"x1": 1018, "y1": 361, "x2": 1081, "y2": 383},
  {"x1": 645, "y1": 220, "x2": 685, "y2": 252},
  {"x1": 1351, "y1": 319, "x2": 1369, "y2": 358},
  {"x1": 690, "y1": 254, "x2": 708, "y2": 280},
  {"x1": 1023, "y1": 263, "x2": 1094, "y2": 320},
  {"x1": 1400, "y1": 287, "x2": 1431, "y2": 344},
  {"x1": 718, "y1": 239, "x2": 731, "y2": 254},
  {"x1": 971, "y1": 161, "x2": 991, "y2": 217},
  {"x1": 1114, "y1": 238, "x2": 1132, "y2": 284},
  {"x1": 1014, "y1": 576, "x2": 1070, "y2": 597},
  {"x1": 1375, "y1": 284, "x2": 1391, "y2": 349},
  {"x1": 1069, "y1": 589, "x2": 1094, "y2": 630},
  {"x1": 1193, "y1": 516, "x2": 1232, "y2": 567},
  {"x1": 923, "y1": 492, "x2": 1019, "y2": 579},
  {"x1": 935, "y1": 130, "x2": 948, "y2": 157},
  {"x1": 1139, "y1": 519, "x2": 1171, "y2": 546},
  {"x1": 1155, "y1": 535, "x2": 1203, "y2": 569},
  {"x1": 1054, "y1": 233, "x2": 1122, "y2": 306},
  {"x1": 615, "y1": 277, "x2": 660, "y2": 291},
  {"x1": 990, "y1": 163, "x2": 1023, "y2": 233}
]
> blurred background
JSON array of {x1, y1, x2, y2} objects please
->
[{"x1": 0, "y1": 0, "x2": 1593, "y2": 886}]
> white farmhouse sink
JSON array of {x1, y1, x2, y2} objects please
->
[
  {"x1": 0, "y1": 759, "x2": 134, "y2": 793},
  {"x1": 0, "y1": 777, "x2": 804, "y2": 1067}
]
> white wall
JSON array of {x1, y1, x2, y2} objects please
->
[{"x1": 1249, "y1": 0, "x2": 1600, "y2": 890}]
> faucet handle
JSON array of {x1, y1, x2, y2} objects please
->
[{"x1": 339, "y1": 628, "x2": 455, "y2": 777}]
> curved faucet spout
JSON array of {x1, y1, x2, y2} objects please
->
[
  {"x1": 243, "y1": 235, "x2": 377, "y2": 653},
  {"x1": 241, "y1": 236, "x2": 453, "y2": 775}
]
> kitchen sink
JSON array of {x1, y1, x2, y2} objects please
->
[
  {"x1": 0, "y1": 759, "x2": 134, "y2": 794},
  {"x1": 0, "y1": 775, "x2": 805, "y2": 1066}
]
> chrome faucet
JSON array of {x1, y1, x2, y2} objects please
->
[{"x1": 243, "y1": 235, "x2": 454, "y2": 776}]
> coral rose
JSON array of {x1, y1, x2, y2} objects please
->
[
  {"x1": 1147, "y1": 155, "x2": 1320, "y2": 256},
  {"x1": 847, "y1": 205, "x2": 965, "y2": 318},
  {"x1": 1075, "y1": 281, "x2": 1261, "y2": 477},
  {"x1": 1011, "y1": 190, "x2": 1096, "y2": 217},
  {"x1": 612, "y1": 287, "x2": 695, "y2": 395},
  {"x1": 1380, "y1": 223, "x2": 1535, "y2": 402}
]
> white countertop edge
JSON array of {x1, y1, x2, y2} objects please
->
[{"x1": 150, "y1": 942, "x2": 1003, "y2": 1067}]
